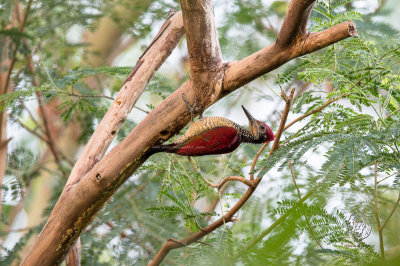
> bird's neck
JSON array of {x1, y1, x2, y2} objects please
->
[{"x1": 235, "y1": 125, "x2": 262, "y2": 144}]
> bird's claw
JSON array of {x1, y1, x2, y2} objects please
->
[{"x1": 182, "y1": 93, "x2": 202, "y2": 121}]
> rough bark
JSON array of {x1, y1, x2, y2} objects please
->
[
  {"x1": 66, "y1": 10, "x2": 184, "y2": 187},
  {"x1": 180, "y1": 0, "x2": 224, "y2": 108},
  {"x1": 22, "y1": 0, "x2": 357, "y2": 264},
  {"x1": 222, "y1": 21, "x2": 356, "y2": 93},
  {"x1": 21, "y1": 11, "x2": 185, "y2": 265}
]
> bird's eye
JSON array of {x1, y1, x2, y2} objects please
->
[{"x1": 260, "y1": 125, "x2": 266, "y2": 131}]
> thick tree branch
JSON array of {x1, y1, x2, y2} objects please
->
[
  {"x1": 21, "y1": 12, "x2": 185, "y2": 266},
  {"x1": 65, "y1": 11, "x2": 184, "y2": 188},
  {"x1": 222, "y1": 22, "x2": 356, "y2": 93},
  {"x1": 181, "y1": 0, "x2": 223, "y2": 73},
  {"x1": 277, "y1": 0, "x2": 314, "y2": 47},
  {"x1": 300, "y1": 21, "x2": 357, "y2": 55},
  {"x1": 180, "y1": 0, "x2": 224, "y2": 109}
]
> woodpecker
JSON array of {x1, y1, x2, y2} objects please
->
[{"x1": 151, "y1": 99, "x2": 274, "y2": 156}]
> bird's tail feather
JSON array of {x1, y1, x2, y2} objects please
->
[{"x1": 147, "y1": 144, "x2": 175, "y2": 155}]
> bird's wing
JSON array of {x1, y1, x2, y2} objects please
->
[
  {"x1": 173, "y1": 116, "x2": 236, "y2": 144},
  {"x1": 175, "y1": 126, "x2": 240, "y2": 156}
]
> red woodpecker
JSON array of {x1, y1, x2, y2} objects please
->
[{"x1": 151, "y1": 105, "x2": 274, "y2": 156}]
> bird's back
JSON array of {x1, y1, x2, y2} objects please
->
[{"x1": 173, "y1": 116, "x2": 237, "y2": 144}]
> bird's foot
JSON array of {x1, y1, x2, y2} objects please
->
[{"x1": 182, "y1": 93, "x2": 202, "y2": 121}]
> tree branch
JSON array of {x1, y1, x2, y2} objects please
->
[
  {"x1": 269, "y1": 88, "x2": 295, "y2": 154},
  {"x1": 27, "y1": 53, "x2": 62, "y2": 165},
  {"x1": 300, "y1": 21, "x2": 356, "y2": 55},
  {"x1": 0, "y1": 0, "x2": 32, "y2": 217},
  {"x1": 381, "y1": 191, "x2": 400, "y2": 230},
  {"x1": 289, "y1": 160, "x2": 323, "y2": 249},
  {"x1": 222, "y1": 23, "x2": 356, "y2": 93},
  {"x1": 206, "y1": 176, "x2": 253, "y2": 189},
  {"x1": 21, "y1": 12, "x2": 185, "y2": 266},
  {"x1": 237, "y1": 183, "x2": 320, "y2": 256},
  {"x1": 65, "y1": 11, "x2": 184, "y2": 188},
  {"x1": 374, "y1": 161, "x2": 385, "y2": 260},
  {"x1": 284, "y1": 93, "x2": 348, "y2": 131},
  {"x1": 180, "y1": 0, "x2": 224, "y2": 109},
  {"x1": 181, "y1": 0, "x2": 222, "y2": 73},
  {"x1": 277, "y1": 0, "x2": 314, "y2": 47}
]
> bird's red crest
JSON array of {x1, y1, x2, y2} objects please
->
[{"x1": 258, "y1": 121, "x2": 274, "y2": 142}]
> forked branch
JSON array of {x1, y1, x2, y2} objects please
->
[{"x1": 21, "y1": 12, "x2": 185, "y2": 266}]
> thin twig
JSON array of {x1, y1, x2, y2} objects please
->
[
  {"x1": 27, "y1": 54, "x2": 62, "y2": 164},
  {"x1": 237, "y1": 182, "x2": 322, "y2": 257},
  {"x1": 373, "y1": 161, "x2": 385, "y2": 260},
  {"x1": 249, "y1": 141, "x2": 270, "y2": 181},
  {"x1": 2, "y1": 0, "x2": 32, "y2": 96},
  {"x1": 14, "y1": 117, "x2": 49, "y2": 144},
  {"x1": 269, "y1": 88, "x2": 295, "y2": 155},
  {"x1": 381, "y1": 190, "x2": 400, "y2": 230},
  {"x1": 129, "y1": 168, "x2": 166, "y2": 200},
  {"x1": 66, "y1": 92, "x2": 114, "y2": 100},
  {"x1": 188, "y1": 157, "x2": 252, "y2": 189},
  {"x1": 66, "y1": 91, "x2": 150, "y2": 114},
  {"x1": 284, "y1": 93, "x2": 348, "y2": 131},
  {"x1": 289, "y1": 160, "x2": 323, "y2": 249},
  {"x1": 249, "y1": 88, "x2": 295, "y2": 182},
  {"x1": 377, "y1": 171, "x2": 399, "y2": 184},
  {"x1": 289, "y1": 160, "x2": 302, "y2": 199},
  {"x1": 206, "y1": 176, "x2": 253, "y2": 189}
]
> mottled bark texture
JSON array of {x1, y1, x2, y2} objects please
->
[{"x1": 22, "y1": 0, "x2": 356, "y2": 265}]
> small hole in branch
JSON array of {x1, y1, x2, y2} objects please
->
[
  {"x1": 95, "y1": 173, "x2": 101, "y2": 181},
  {"x1": 160, "y1": 130, "x2": 169, "y2": 136}
]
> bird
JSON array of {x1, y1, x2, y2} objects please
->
[{"x1": 150, "y1": 97, "x2": 274, "y2": 156}]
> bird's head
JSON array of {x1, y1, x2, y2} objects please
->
[{"x1": 242, "y1": 106, "x2": 274, "y2": 143}]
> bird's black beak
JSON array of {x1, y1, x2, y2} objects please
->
[{"x1": 242, "y1": 105, "x2": 259, "y2": 138}]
